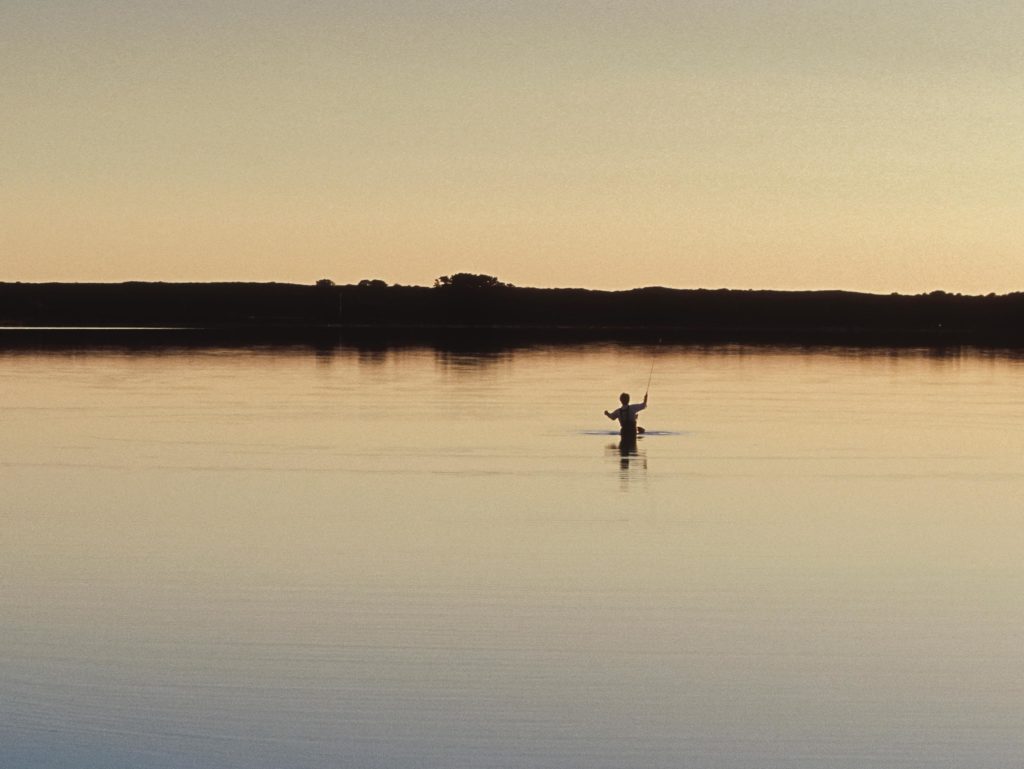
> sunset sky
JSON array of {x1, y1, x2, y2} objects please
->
[{"x1": 4, "y1": 1, "x2": 1022, "y2": 293}]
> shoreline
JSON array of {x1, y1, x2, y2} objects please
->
[{"x1": 2, "y1": 280, "x2": 1023, "y2": 349}]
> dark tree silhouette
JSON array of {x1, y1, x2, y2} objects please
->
[
  {"x1": 433, "y1": 273, "x2": 508, "y2": 289},
  {"x1": 4, "y1": 281, "x2": 1024, "y2": 347}
]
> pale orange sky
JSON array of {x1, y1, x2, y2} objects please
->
[{"x1": 3, "y1": 1, "x2": 1023, "y2": 293}]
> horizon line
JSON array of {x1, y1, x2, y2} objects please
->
[{"x1": 1, "y1": 278, "x2": 1018, "y2": 298}]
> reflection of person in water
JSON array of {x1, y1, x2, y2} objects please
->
[
  {"x1": 617, "y1": 436, "x2": 639, "y2": 459},
  {"x1": 606, "y1": 436, "x2": 647, "y2": 489},
  {"x1": 604, "y1": 391, "x2": 647, "y2": 438}
]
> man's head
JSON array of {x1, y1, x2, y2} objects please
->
[{"x1": 619, "y1": 392, "x2": 629, "y2": 406}]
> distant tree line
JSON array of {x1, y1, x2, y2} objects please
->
[
  {"x1": 433, "y1": 273, "x2": 509, "y2": 289},
  {"x1": 2, "y1": 277, "x2": 1024, "y2": 346}
]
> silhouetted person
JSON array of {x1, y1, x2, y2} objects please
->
[{"x1": 604, "y1": 391, "x2": 647, "y2": 438}]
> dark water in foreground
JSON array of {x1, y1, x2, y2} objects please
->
[{"x1": 2, "y1": 344, "x2": 1023, "y2": 768}]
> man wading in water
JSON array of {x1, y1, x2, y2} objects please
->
[{"x1": 604, "y1": 392, "x2": 647, "y2": 438}]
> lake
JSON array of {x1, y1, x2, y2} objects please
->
[{"x1": 2, "y1": 341, "x2": 1023, "y2": 768}]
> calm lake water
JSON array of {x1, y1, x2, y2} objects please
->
[{"x1": 2, "y1": 342, "x2": 1023, "y2": 769}]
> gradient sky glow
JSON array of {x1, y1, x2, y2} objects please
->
[{"x1": 3, "y1": 1, "x2": 1023, "y2": 292}]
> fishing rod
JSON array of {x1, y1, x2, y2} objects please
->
[{"x1": 644, "y1": 338, "x2": 661, "y2": 398}]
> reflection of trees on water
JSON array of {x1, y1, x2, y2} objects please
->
[
  {"x1": 356, "y1": 348, "x2": 388, "y2": 366},
  {"x1": 319, "y1": 343, "x2": 518, "y2": 374},
  {"x1": 434, "y1": 350, "x2": 513, "y2": 377}
]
